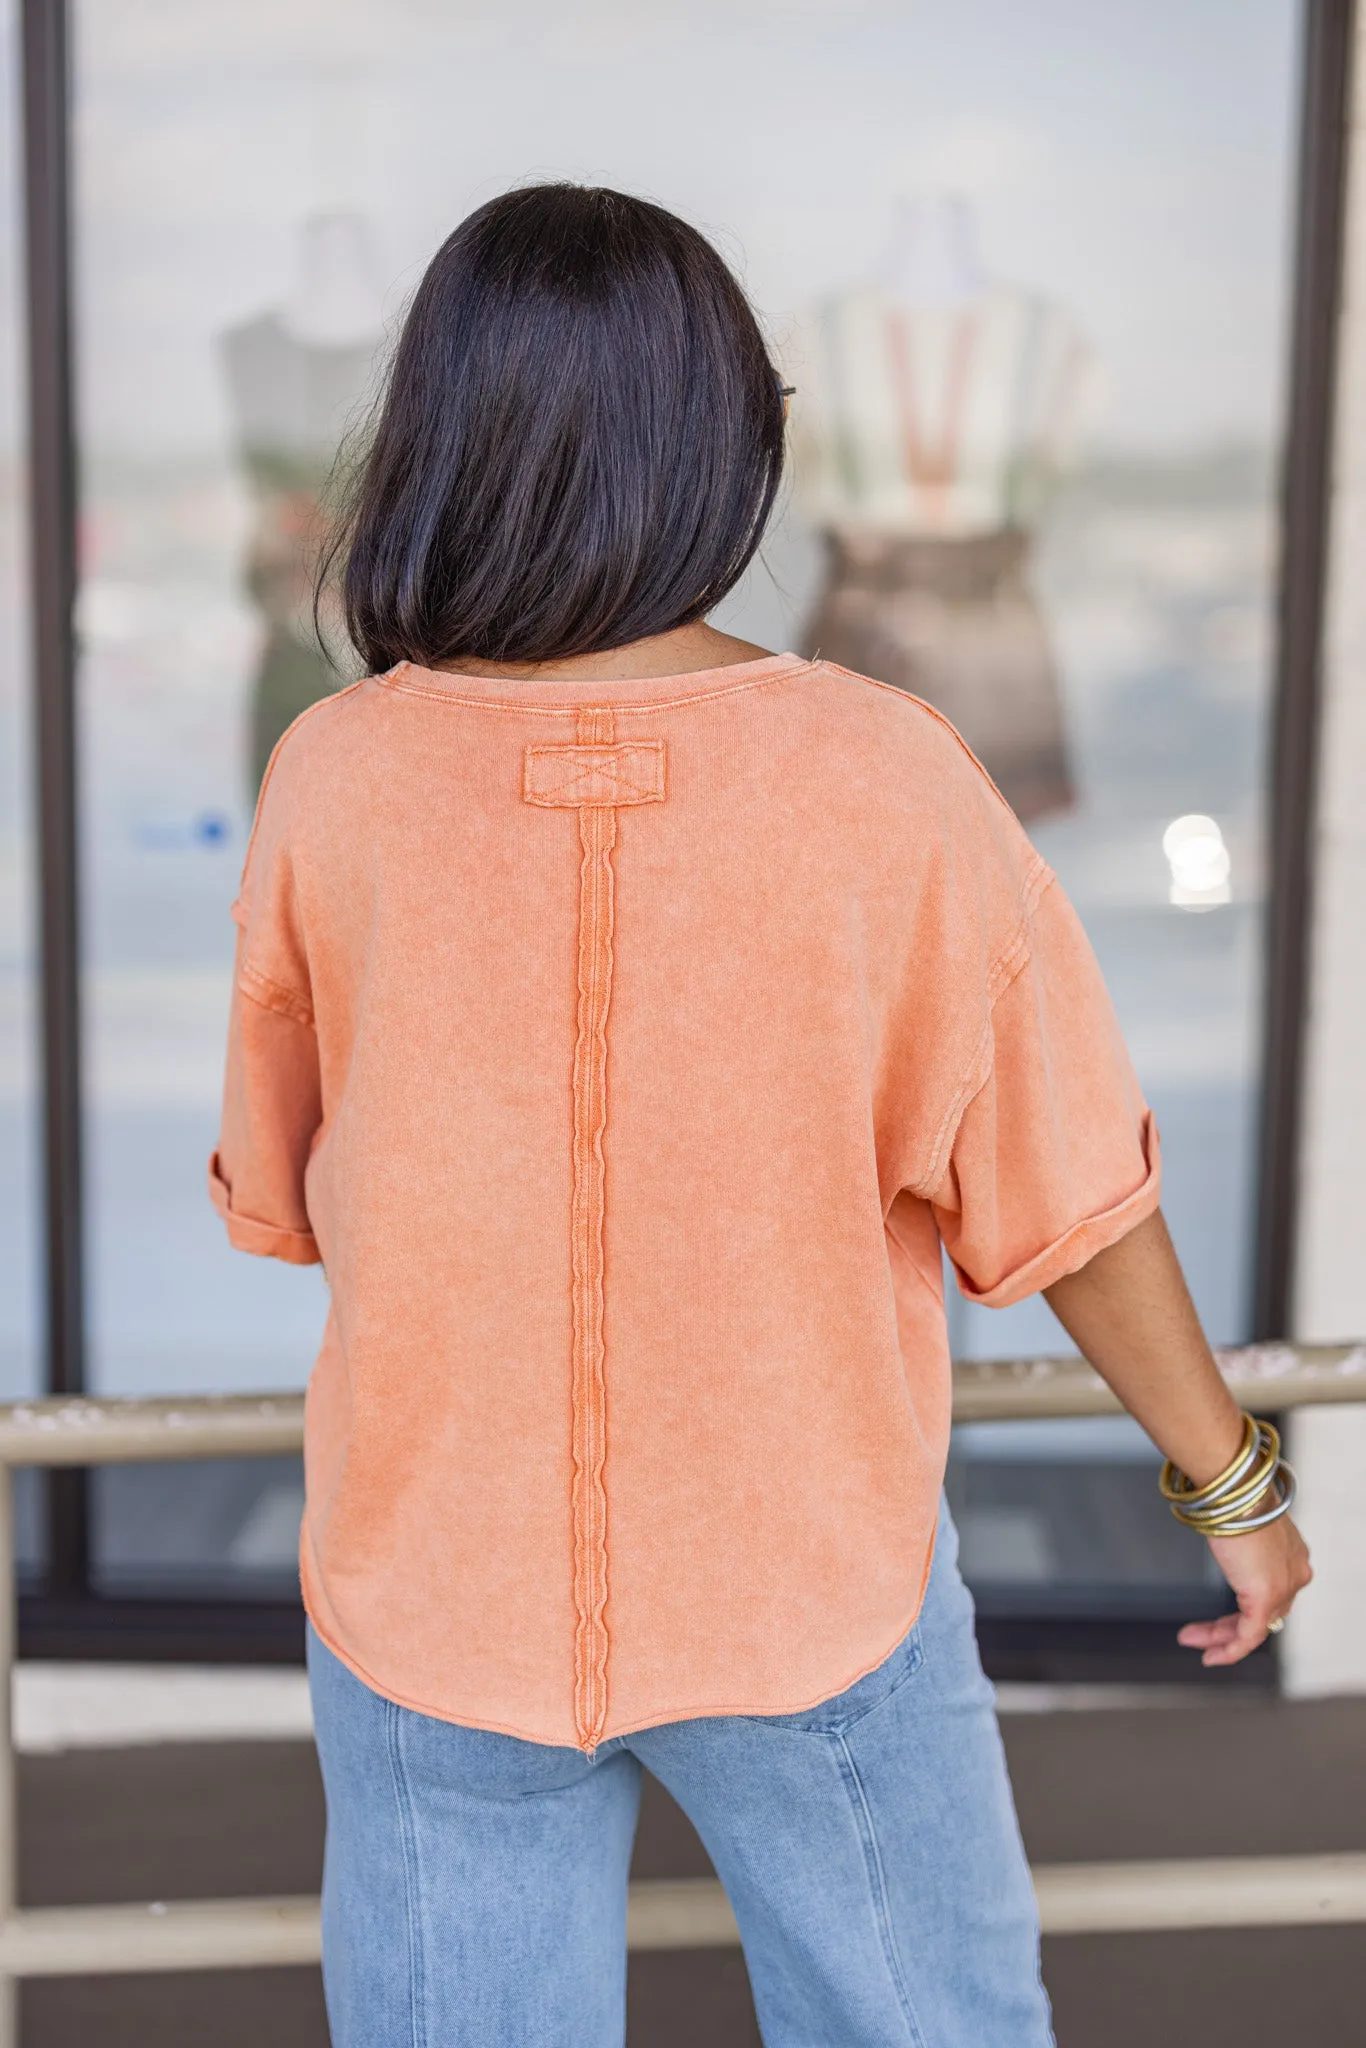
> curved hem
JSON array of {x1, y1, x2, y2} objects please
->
[{"x1": 301, "y1": 1517, "x2": 939, "y2": 1756}]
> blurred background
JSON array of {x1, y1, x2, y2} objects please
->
[
  {"x1": 3, "y1": 0, "x2": 1366, "y2": 2042},
  {"x1": 0, "y1": 0, "x2": 1306, "y2": 1627}
]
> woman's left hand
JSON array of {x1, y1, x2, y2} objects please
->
[{"x1": 1178, "y1": 1515, "x2": 1313, "y2": 1667}]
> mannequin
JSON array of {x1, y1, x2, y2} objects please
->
[
  {"x1": 886, "y1": 193, "x2": 987, "y2": 307},
  {"x1": 222, "y1": 213, "x2": 384, "y2": 792},
  {"x1": 797, "y1": 194, "x2": 1087, "y2": 823}
]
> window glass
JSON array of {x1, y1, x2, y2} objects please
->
[
  {"x1": 71, "y1": 0, "x2": 1301, "y2": 1606},
  {"x1": 0, "y1": 0, "x2": 42, "y2": 1404}
]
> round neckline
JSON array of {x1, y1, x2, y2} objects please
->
[{"x1": 382, "y1": 650, "x2": 812, "y2": 711}]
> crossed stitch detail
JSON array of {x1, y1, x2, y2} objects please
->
[
  {"x1": 524, "y1": 742, "x2": 666, "y2": 807},
  {"x1": 555, "y1": 757, "x2": 647, "y2": 799}
]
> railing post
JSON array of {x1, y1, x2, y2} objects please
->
[{"x1": 0, "y1": 1464, "x2": 18, "y2": 2048}]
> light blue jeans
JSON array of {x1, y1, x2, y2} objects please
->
[{"x1": 308, "y1": 1501, "x2": 1053, "y2": 2046}]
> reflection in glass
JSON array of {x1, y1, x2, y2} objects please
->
[
  {"x1": 1164, "y1": 813, "x2": 1233, "y2": 908},
  {"x1": 798, "y1": 192, "x2": 1085, "y2": 824},
  {"x1": 69, "y1": 0, "x2": 1301, "y2": 1616},
  {"x1": 222, "y1": 210, "x2": 381, "y2": 789},
  {"x1": 93, "y1": 1456, "x2": 304, "y2": 1598}
]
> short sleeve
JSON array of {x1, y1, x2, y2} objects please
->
[
  {"x1": 928, "y1": 873, "x2": 1160, "y2": 1308},
  {"x1": 208, "y1": 748, "x2": 323, "y2": 1266}
]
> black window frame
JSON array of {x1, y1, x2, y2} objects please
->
[{"x1": 15, "y1": 0, "x2": 1357, "y2": 1668}]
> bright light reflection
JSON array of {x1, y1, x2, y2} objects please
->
[{"x1": 1163, "y1": 813, "x2": 1231, "y2": 910}]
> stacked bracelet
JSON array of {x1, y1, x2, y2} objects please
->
[{"x1": 1158, "y1": 1412, "x2": 1296, "y2": 1536}]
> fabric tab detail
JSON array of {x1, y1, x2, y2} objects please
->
[{"x1": 523, "y1": 741, "x2": 666, "y2": 808}]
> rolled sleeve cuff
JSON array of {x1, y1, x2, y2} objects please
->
[
  {"x1": 953, "y1": 1112, "x2": 1162, "y2": 1310},
  {"x1": 208, "y1": 1152, "x2": 321, "y2": 1266}
]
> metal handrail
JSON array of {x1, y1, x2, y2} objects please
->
[
  {"x1": 0, "y1": 1340, "x2": 1357, "y2": 1466},
  {"x1": 0, "y1": 1342, "x2": 1360, "y2": 2040}
]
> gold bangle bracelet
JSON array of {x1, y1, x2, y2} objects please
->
[
  {"x1": 1158, "y1": 1411, "x2": 1255, "y2": 1505},
  {"x1": 1171, "y1": 1459, "x2": 1297, "y2": 1536},
  {"x1": 1159, "y1": 1412, "x2": 1270, "y2": 1511},
  {"x1": 1167, "y1": 1446, "x2": 1281, "y2": 1528},
  {"x1": 1196, "y1": 1449, "x2": 1286, "y2": 1531},
  {"x1": 1171, "y1": 1469, "x2": 1277, "y2": 1530},
  {"x1": 1180, "y1": 1427, "x2": 1283, "y2": 1522},
  {"x1": 1159, "y1": 1412, "x2": 1295, "y2": 1538}
]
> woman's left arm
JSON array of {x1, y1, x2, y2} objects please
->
[{"x1": 1042, "y1": 1208, "x2": 1312, "y2": 1667}]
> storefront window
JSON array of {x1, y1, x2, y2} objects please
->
[{"x1": 69, "y1": 0, "x2": 1302, "y2": 1610}]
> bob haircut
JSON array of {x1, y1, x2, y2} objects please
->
[{"x1": 336, "y1": 183, "x2": 787, "y2": 673}]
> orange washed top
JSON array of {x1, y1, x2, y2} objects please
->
[{"x1": 209, "y1": 652, "x2": 1159, "y2": 1751}]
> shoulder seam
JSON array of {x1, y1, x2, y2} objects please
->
[
  {"x1": 817, "y1": 661, "x2": 1021, "y2": 820},
  {"x1": 235, "y1": 678, "x2": 366, "y2": 915}
]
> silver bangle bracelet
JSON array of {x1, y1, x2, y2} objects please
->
[
  {"x1": 1179, "y1": 1460, "x2": 1297, "y2": 1536},
  {"x1": 1161, "y1": 1415, "x2": 1275, "y2": 1516},
  {"x1": 1184, "y1": 1420, "x2": 1276, "y2": 1513}
]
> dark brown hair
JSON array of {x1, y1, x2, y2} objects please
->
[{"x1": 334, "y1": 183, "x2": 786, "y2": 672}]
